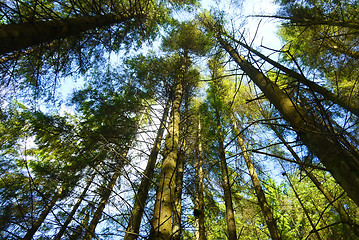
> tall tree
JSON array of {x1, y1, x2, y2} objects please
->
[
  {"x1": 150, "y1": 21, "x2": 208, "y2": 239},
  {"x1": 150, "y1": 55, "x2": 186, "y2": 239},
  {"x1": 275, "y1": 0, "x2": 359, "y2": 109},
  {"x1": 54, "y1": 172, "x2": 96, "y2": 240},
  {"x1": 202, "y1": 15, "x2": 359, "y2": 206},
  {"x1": 194, "y1": 112, "x2": 206, "y2": 240},
  {"x1": 22, "y1": 184, "x2": 65, "y2": 240},
  {"x1": 206, "y1": 55, "x2": 238, "y2": 240},
  {"x1": 224, "y1": 35, "x2": 359, "y2": 117},
  {"x1": 268, "y1": 122, "x2": 359, "y2": 238}
]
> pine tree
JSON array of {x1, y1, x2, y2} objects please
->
[{"x1": 202, "y1": 18, "x2": 359, "y2": 205}]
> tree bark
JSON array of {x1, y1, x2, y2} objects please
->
[
  {"x1": 22, "y1": 184, "x2": 64, "y2": 240},
  {"x1": 208, "y1": 55, "x2": 238, "y2": 240},
  {"x1": 172, "y1": 144, "x2": 185, "y2": 240},
  {"x1": 215, "y1": 33, "x2": 359, "y2": 206},
  {"x1": 0, "y1": 13, "x2": 135, "y2": 55},
  {"x1": 215, "y1": 110, "x2": 237, "y2": 240},
  {"x1": 194, "y1": 118, "x2": 207, "y2": 240},
  {"x1": 172, "y1": 93, "x2": 191, "y2": 240},
  {"x1": 150, "y1": 79, "x2": 183, "y2": 240},
  {"x1": 231, "y1": 115, "x2": 282, "y2": 240},
  {"x1": 70, "y1": 205, "x2": 91, "y2": 239},
  {"x1": 124, "y1": 99, "x2": 171, "y2": 240}
]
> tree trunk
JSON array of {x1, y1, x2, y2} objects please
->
[
  {"x1": 150, "y1": 79, "x2": 183, "y2": 240},
  {"x1": 172, "y1": 93, "x2": 191, "y2": 240},
  {"x1": 83, "y1": 169, "x2": 122, "y2": 240},
  {"x1": 0, "y1": 13, "x2": 136, "y2": 55},
  {"x1": 22, "y1": 184, "x2": 64, "y2": 240},
  {"x1": 215, "y1": 110, "x2": 237, "y2": 240},
  {"x1": 228, "y1": 35, "x2": 359, "y2": 117},
  {"x1": 215, "y1": 33, "x2": 359, "y2": 206},
  {"x1": 208, "y1": 55, "x2": 238, "y2": 240},
  {"x1": 194, "y1": 118, "x2": 207, "y2": 240},
  {"x1": 70, "y1": 205, "x2": 91, "y2": 239},
  {"x1": 172, "y1": 145, "x2": 185, "y2": 240},
  {"x1": 124, "y1": 99, "x2": 171, "y2": 240},
  {"x1": 231, "y1": 115, "x2": 282, "y2": 240},
  {"x1": 54, "y1": 173, "x2": 95, "y2": 240}
]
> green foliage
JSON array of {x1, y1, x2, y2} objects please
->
[
  {"x1": 277, "y1": 0, "x2": 359, "y2": 106},
  {"x1": 162, "y1": 21, "x2": 214, "y2": 56}
]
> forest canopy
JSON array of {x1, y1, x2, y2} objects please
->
[{"x1": 1, "y1": 0, "x2": 359, "y2": 239}]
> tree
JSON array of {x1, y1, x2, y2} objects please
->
[
  {"x1": 231, "y1": 115, "x2": 282, "y2": 240},
  {"x1": 150, "y1": 21, "x2": 207, "y2": 239},
  {"x1": 225, "y1": 34, "x2": 359, "y2": 117},
  {"x1": 0, "y1": 13, "x2": 135, "y2": 55},
  {"x1": 53, "y1": 172, "x2": 96, "y2": 240},
  {"x1": 205, "y1": 55, "x2": 238, "y2": 240},
  {"x1": 194, "y1": 115, "x2": 207, "y2": 240},
  {"x1": 0, "y1": 0, "x2": 166, "y2": 55},
  {"x1": 202, "y1": 15, "x2": 359, "y2": 206},
  {"x1": 149, "y1": 54, "x2": 185, "y2": 239}
]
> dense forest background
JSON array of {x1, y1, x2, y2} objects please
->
[{"x1": 1, "y1": 0, "x2": 359, "y2": 239}]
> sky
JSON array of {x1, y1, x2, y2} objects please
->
[{"x1": 200, "y1": 0, "x2": 282, "y2": 50}]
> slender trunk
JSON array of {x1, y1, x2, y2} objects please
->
[
  {"x1": 215, "y1": 110, "x2": 237, "y2": 240},
  {"x1": 172, "y1": 93, "x2": 190, "y2": 240},
  {"x1": 231, "y1": 115, "x2": 282, "y2": 240},
  {"x1": 22, "y1": 184, "x2": 64, "y2": 240},
  {"x1": 209, "y1": 56, "x2": 237, "y2": 240},
  {"x1": 228, "y1": 35, "x2": 359, "y2": 116},
  {"x1": 271, "y1": 126, "x2": 359, "y2": 238},
  {"x1": 215, "y1": 33, "x2": 359, "y2": 206},
  {"x1": 54, "y1": 173, "x2": 95, "y2": 240},
  {"x1": 194, "y1": 118, "x2": 207, "y2": 240},
  {"x1": 172, "y1": 145, "x2": 185, "y2": 240},
  {"x1": 150, "y1": 80, "x2": 183, "y2": 240},
  {"x1": 124, "y1": 99, "x2": 171, "y2": 240},
  {"x1": 0, "y1": 13, "x2": 136, "y2": 55}
]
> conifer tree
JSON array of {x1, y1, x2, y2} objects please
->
[{"x1": 202, "y1": 16, "x2": 359, "y2": 205}]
